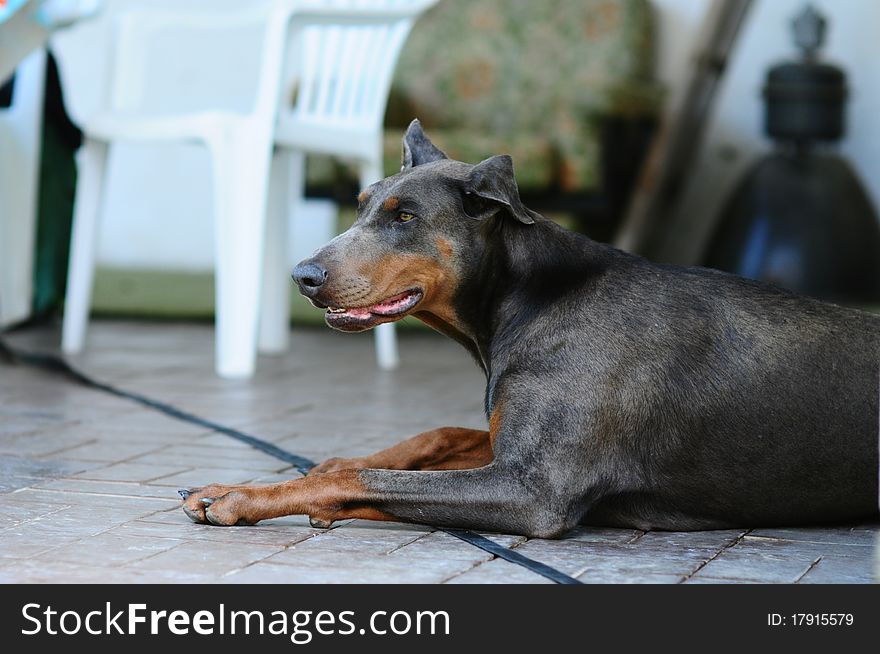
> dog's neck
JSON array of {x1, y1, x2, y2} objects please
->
[{"x1": 420, "y1": 215, "x2": 616, "y2": 376}]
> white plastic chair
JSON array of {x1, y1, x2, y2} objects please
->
[
  {"x1": 261, "y1": 0, "x2": 438, "y2": 369},
  {"x1": 0, "y1": 49, "x2": 46, "y2": 328},
  {"x1": 61, "y1": 0, "x2": 436, "y2": 377},
  {"x1": 0, "y1": 0, "x2": 100, "y2": 328}
]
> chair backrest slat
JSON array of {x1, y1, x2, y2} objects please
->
[
  {"x1": 329, "y1": 24, "x2": 360, "y2": 118},
  {"x1": 294, "y1": 24, "x2": 319, "y2": 115},
  {"x1": 282, "y1": 1, "x2": 435, "y2": 129},
  {"x1": 312, "y1": 25, "x2": 340, "y2": 116}
]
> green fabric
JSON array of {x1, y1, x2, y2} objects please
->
[
  {"x1": 26, "y1": 52, "x2": 84, "y2": 320},
  {"x1": 384, "y1": 0, "x2": 660, "y2": 191},
  {"x1": 307, "y1": 0, "x2": 661, "y2": 193},
  {"x1": 32, "y1": 75, "x2": 77, "y2": 318}
]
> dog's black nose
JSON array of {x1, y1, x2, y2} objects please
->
[{"x1": 293, "y1": 261, "x2": 328, "y2": 297}]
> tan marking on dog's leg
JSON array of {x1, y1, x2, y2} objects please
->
[
  {"x1": 489, "y1": 400, "x2": 505, "y2": 449},
  {"x1": 309, "y1": 427, "x2": 492, "y2": 475}
]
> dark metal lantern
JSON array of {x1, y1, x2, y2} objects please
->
[
  {"x1": 763, "y1": 5, "x2": 846, "y2": 142},
  {"x1": 705, "y1": 4, "x2": 880, "y2": 304}
]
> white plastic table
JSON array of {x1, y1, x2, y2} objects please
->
[
  {"x1": 0, "y1": 0, "x2": 99, "y2": 327},
  {"x1": 1, "y1": 1, "x2": 99, "y2": 80}
]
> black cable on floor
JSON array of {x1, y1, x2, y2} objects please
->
[
  {"x1": 0, "y1": 337, "x2": 315, "y2": 473},
  {"x1": 0, "y1": 336, "x2": 583, "y2": 585}
]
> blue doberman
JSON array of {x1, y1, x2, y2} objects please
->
[{"x1": 180, "y1": 120, "x2": 879, "y2": 538}]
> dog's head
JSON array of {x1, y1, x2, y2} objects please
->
[{"x1": 292, "y1": 119, "x2": 535, "y2": 333}]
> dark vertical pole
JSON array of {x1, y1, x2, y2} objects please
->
[{"x1": 616, "y1": 0, "x2": 753, "y2": 259}]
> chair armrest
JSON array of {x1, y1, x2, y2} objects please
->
[{"x1": 107, "y1": 2, "x2": 284, "y2": 112}]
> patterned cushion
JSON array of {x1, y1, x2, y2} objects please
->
[
  {"x1": 383, "y1": 0, "x2": 660, "y2": 191},
  {"x1": 309, "y1": 0, "x2": 660, "y2": 193}
]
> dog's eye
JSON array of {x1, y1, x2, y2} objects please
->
[{"x1": 396, "y1": 212, "x2": 416, "y2": 223}]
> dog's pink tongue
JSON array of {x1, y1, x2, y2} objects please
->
[
  {"x1": 370, "y1": 292, "x2": 414, "y2": 316},
  {"x1": 334, "y1": 291, "x2": 415, "y2": 319},
  {"x1": 345, "y1": 307, "x2": 373, "y2": 319}
]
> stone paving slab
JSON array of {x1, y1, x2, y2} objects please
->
[
  {"x1": 0, "y1": 434, "x2": 96, "y2": 458},
  {"x1": 444, "y1": 558, "x2": 554, "y2": 584},
  {"x1": 224, "y1": 559, "x2": 472, "y2": 584},
  {"x1": 45, "y1": 532, "x2": 186, "y2": 567},
  {"x1": 510, "y1": 537, "x2": 721, "y2": 579},
  {"x1": 749, "y1": 526, "x2": 878, "y2": 547},
  {"x1": 0, "y1": 407, "x2": 81, "y2": 440},
  {"x1": 690, "y1": 535, "x2": 869, "y2": 583},
  {"x1": 44, "y1": 439, "x2": 167, "y2": 463},
  {"x1": 0, "y1": 559, "x2": 181, "y2": 584},
  {"x1": 28, "y1": 477, "x2": 192, "y2": 499},
  {"x1": 72, "y1": 461, "x2": 194, "y2": 483},
  {"x1": 269, "y1": 526, "x2": 428, "y2": 559},
  {"x1": 1, "y1": 522, "x2": 87, "y2": 560},
  {"x1": 1, "y1": 455, "x2": 113, "y2": 498},
  {"x1": 0, "y1": 496, "x2": 71, "y2": 529},
  {"x1": 116, "y1": 517, "x2": 319, "y2": 548},
  {"x1": 8, "y1": 487, "x2": 177, "y2": 510},
  {"x1": 47, "y1": 420, "x2": 208, "y2": 444},
  {"x1": 796, "y1": 554, "x2": 875, "y2": 584},
  {"x1": 387, "y1": 530, "x2": 526, "y2": 560},
  {"x1": 147, "y1": 466, "x2": 264, "y2": 488},
  {"x1": 0, "y1": 320, "x2": 877, "y2": 584},
  {"x1": 131, "y1": 540, "x2": 286, "y2": 577},
  {"x1": 562, "y1": 526, "x2": 644, "y2": 544},
  {"x1": 129, "y1": 445, "x2": 289, "y2": 472}
]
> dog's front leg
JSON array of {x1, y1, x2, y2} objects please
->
[
  {"x1": 180, "y1": 464, "x2": 577, "y2": 538},
  {"x1": 308, "y1": 427, "x2": 492, "y2": 475}
]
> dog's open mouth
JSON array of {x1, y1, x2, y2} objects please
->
[{"x1": 323, "y1": 289, "x2": 423, "y2": 332}]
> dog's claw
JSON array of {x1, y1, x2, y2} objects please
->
[
  {"x1": 204, "y1": 510, "x2": 225, "y2": 526},
  {"x1": 178, "y1": 489, "x2": 192, "y2": 500},
  {"x1": 182, "y1": 505, "x2": 203, "y2": 524},
  {"x1": 309, "y1": 517, "x2": 333, "y2": 529}
]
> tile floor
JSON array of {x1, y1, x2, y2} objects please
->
[{"x1": 1, "y1": 320, "x2": 877, "y2": 583}]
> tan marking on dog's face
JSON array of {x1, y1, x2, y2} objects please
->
[
  {"x1": 334, "y1": 252, "x2": 462, "y2": 330},
  {"x1": 382, "y1": 196, "x2": 400, "y2": 211},
  {"x1": 435, "y1": 237, "x2": 453, "y2": 259},
  {"x1": 357, "y1": 190, "x2": 370, "y2": 204}
]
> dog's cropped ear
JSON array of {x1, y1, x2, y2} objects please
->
[
  {"x1": 463, "y1": 155, "x2": 535, "y2": 225},
  {"x1": 402, "y1": 119, "x2": 447, "y2": 169}
]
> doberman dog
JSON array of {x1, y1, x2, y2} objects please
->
[{"x1": 179, "y1": 120, "x2": 880, "y2": 538}]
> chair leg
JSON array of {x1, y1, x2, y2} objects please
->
[
  {"x1": 211, "y1": 136, "x2": 272, "y2": 378},
  {"x1": 374, "y1": 322, "x2": 399, "y2": 370},
  {"x1": 359, "y1": 158, "x2": 399, "y2": 370},
  {"x1": 62, "y1": 138, "x2": 108, "y2": 354},
  {"x1": 259, "y1": 149, "x2": 301, "y2": 354}
]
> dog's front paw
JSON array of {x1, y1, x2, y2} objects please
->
[{"x1": 178, "y1": 485, "x2": 255, "y2": 526}]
